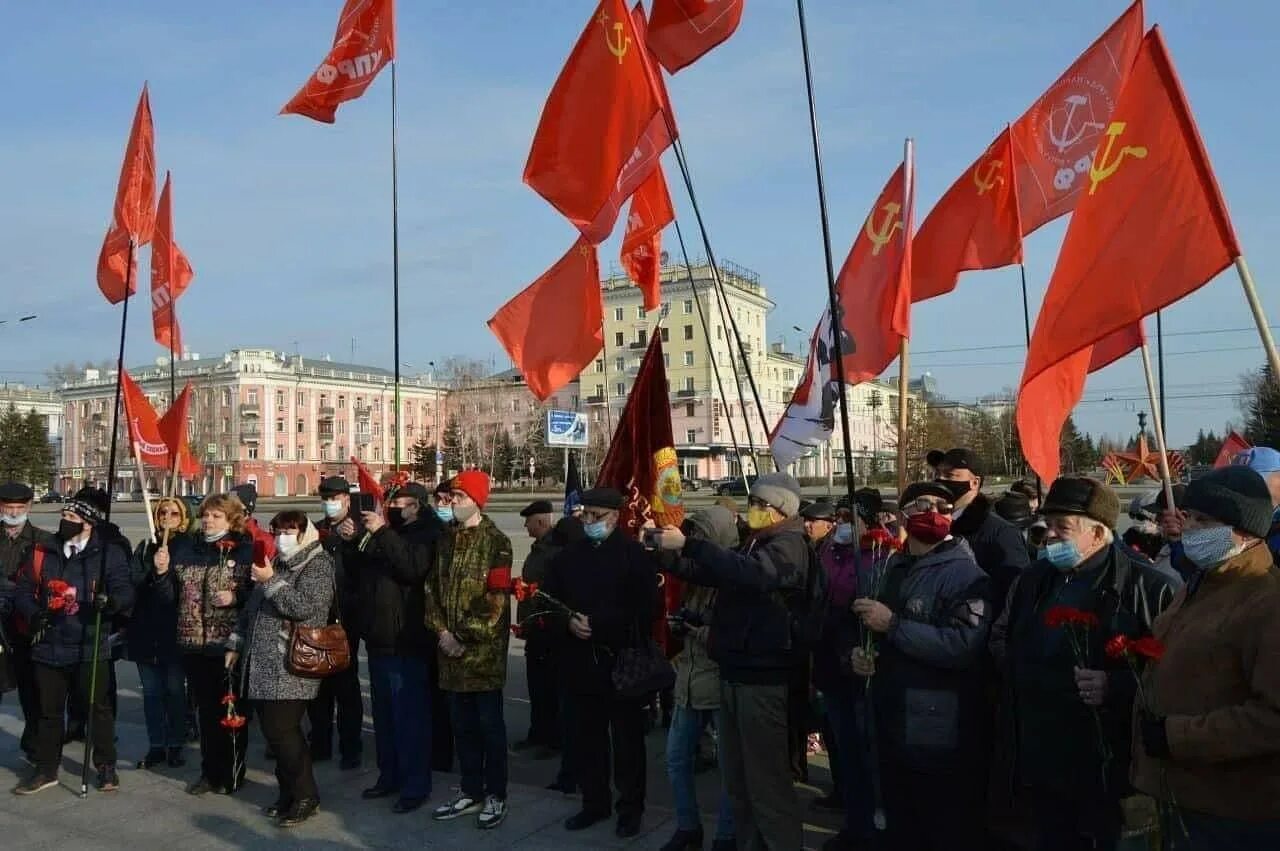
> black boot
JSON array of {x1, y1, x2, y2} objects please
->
[
  {"x1": 137, "y1": 747, "x2": 166, "y2": 769},
  {"x1": 278, "y1": 799, "x2": 320, "y2": 828},
  {"x1": 660, "y1": 826, "x2": 704, "y2": 851}
]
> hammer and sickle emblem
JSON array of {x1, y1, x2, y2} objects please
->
[
  {"x1": 601, "y1": 14, "x2": 630, "y2": 63},
  {"x1": 1088, "y1": 121, "x2": 1147, "y2": 195},
  {"x1": 864, "y1": 202, "x2": 903, "y2": 256},
  {"x1": 973, "y1": 159, "x2": 1003, "y2": 196}
]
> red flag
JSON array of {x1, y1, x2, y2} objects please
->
[
  {"x1": 158, "y1": 382, "x2": 201, "y2": 478},
  {"x1": 488, "y1": 239, "x2": 605, "y2": 401},
  {"x1": 1017, "y1": 27, "x2": 1241, "y2": 482},
  {"x1": 912, "y1": 127, "x2": 1023, "y2": 302},
  {"x1": 96, "y1": 222, "x2": 138, "y2": 305},
  {"x1": 113, "y1": 85, "x2": 156, "y2": 244},
  {"x1": 1010, "y1": 1, "x2": 1144, "y2": 235},
  {"x1": 620, "y1": 163, "x2": 674, "y2": 311},
  {"x1": 835, "y1": 160, "x2": 913, "y2": 385},
  {"x1": 151, "y1": 172, "x2": 195, "y2": 355},
  {"x1": 524, "y1": 0, "x2": 674, "y2": 244},
  {"x1": 1087, "y1": 322, "x2": 1145, "y2": 372},
  {"x1": 121, "y1": 370, "x2": 170, "y2": 467},
  {"x1": 1214, "y1": 431, "x2": 1253, "y2": 468},
  {"x1": 646, "y1": 0, "x2": 745, "y2": 74},
  {"x1": 281, "y1": 0, "x2": 396, "y2": 123},
  {"x1": 598, "y1": 334, "x2": 684, "y2": 535},
  {"x1": 351, "y1": 455, "x2": 385, "y2": 503}
]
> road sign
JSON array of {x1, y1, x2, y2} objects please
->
[
  {"x1": 72, "y1": 468, "x2": 84, "y2": 479},
  {"x1": 546, "y1": 410, "x2": 588, "y2": 448}
]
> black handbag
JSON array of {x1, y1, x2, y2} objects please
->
[{"x1": 611, "y1": 621, "x2": 675, "y2": 698}]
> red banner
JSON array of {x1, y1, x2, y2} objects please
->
[{"x1": 281, "y1": 0, "x2": 396, "y2": 123}]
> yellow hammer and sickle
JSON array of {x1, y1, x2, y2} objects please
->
[
  {"x1": 973, "y1": 159, "x2": 1003, "y2": 196},
  {"x1": 605, "y1": 20, "x2": 630, "y2": 63},
  {"x1": 864, "y1": 202, "x2": 903, "y2": 256},
  {"x1": 1088, "y1": 121, "x2": 1148, "y2": 195}
]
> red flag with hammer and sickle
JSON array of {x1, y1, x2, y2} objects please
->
[
  {"x1": 151, "y1": 172, "x2": 195, "y2": 355},
  {"x1": 281, "y1": 0, "x2": 395, "y2": 123},
  {"x1": 488, "y1": 239, "x2": 605, "y2": 401},
  {"x1": 620, "y1": 163, "x2": 674, "y2": 311},
  {"x1": 912, "y1": 127, "x2": 1023, "y2": 302},
  {"x1": 835, "y1": 161, "x2": 913, "y2": 385},
  {"x1": 1010, "y1": 1, "x2": 1144, "y2": 235},
  {"x1": 524, "y1": 0, "x2": 674, "y2": 244},
  {"x1": 646, "y1": 0, "x2": 745, "y2": 74},
  {"x1": 1017, "y1": 27, "x2": 1241, "y2": 483}
]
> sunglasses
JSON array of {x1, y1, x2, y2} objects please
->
[{"x1": 157, "y1": 509, "x2": 180, "y2": 517}]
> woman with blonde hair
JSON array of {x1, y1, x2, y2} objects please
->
[
  {"x1": 128, "y1": 497, "x2": 193, "y2": 769},
  {"x1": 172, "y1": 493, "x2": 253, "y2": 795}
]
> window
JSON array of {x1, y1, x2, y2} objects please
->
[
  {"x1": 614, "y1": 307, "x2": 624, "y2": 321},
  {"x1": 338, "y1": 445, "x2": 346, "y2": 458},
  {"x1": 276, "y1": 390, "x2": 285, "y2": 408},
  {"x1": 276, "y1": 420, "x2": 284, "y2": 433},
  {"x1": 296, "y1": 391, "x2": 305, "y2": 406},
  {"x1": 373, "y1": 446, "x2": 381, "y2": 460},
  {"x1": 683, "y1": 325, "x2": 694, "y2": 340},
  {"x1": 716, "y1": 326, "x2": 723, "y2": 340},
  {"x1": 595, "y1": 359, "x2": 604, "y2": 373},
  {"x1": 636, "y1": 305, "x2": 645, "y2": 319},
  {"x1": 297, "y1": 420, "x2": 304, "y2": 434},
  {"x1": 686, "y1": 403, "x2": 696, "y2": 417},
  {"x1": 221, "y1": 389, "x2": 231, "y2": 406},
  {"x1": 636, "y1": 329, "x2": 647, "y2": 345},
  {"x1": 223, "y1": 444, "x2": 231, "y2": 461},
  {"x1": 296, "y1": 445, "x2": 305, "y2": 460},
  {"x1": 338, "y1": 395, "x2": 346, "y2": 409},
  {"x1": 614, "y1": 332, "x2": 624, "y2": 348},
  {"x1": 683, "y1": 299, "x2": 693, "y2": 314},
  {"x1": 595, "y1": 384, "x2": 604, "y2": 398},
  {"x1": 320, "y1": 447, "x2": 328, "y2": 461},
  {"x1": 614, "y1": 357, "x2": 625, "y2": 372},
  {"x1": 660, "y1": 303, "x2": 670, "y2": 318},
  {"x1": 684, "y1": 377, "x2": 695, "y2": 392},
  {"x1": 247, "y1": 447, "x2": 258, "y2": 460},
  {"x1": 221, "y1": 417, "x2": 230, "y2": 434},
  {"x1": 276, "y1": 446, "x2": 285, "y2": 460},
  {"x1": 616, "y1": 382, "x2": 626, "y2": 397},
  {"x1": 661, "y1": 327, "x2": 669, "y2": 342},
  {"x1": 663, "y1": 354, "x2": 670, "y2": 368},
  {"x1": 338, "y1": 421, "x2": 345, "y2": 434},
  {"x1": 683, "y1": 351, "x2": 694, "y2": 366},
  {"x1": 247, "y1": 389, "x2": 258, "y2": 405},
  {"x1": 686, "y1": 429, "x2": 697, "y2": 443}
]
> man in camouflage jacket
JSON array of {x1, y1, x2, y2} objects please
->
[{"x1": 424, "y1": 471, "x2": 514, "y2": 830}]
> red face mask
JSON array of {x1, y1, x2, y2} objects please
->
[{"x1": 905, "y1": 512, "x2": 952, "y2": 544}]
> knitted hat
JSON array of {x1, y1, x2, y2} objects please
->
[
  {"x1": 1041, "y1": 477, "x2": 1120, "y2": 529},
  {"x1": 231, "y1": 483, "x2": 258, "y2": 514},
  {"x1": 1183, "y1": 466, "x2": 1273, "y2": 539},
  {"x1": 65, "y1": 486, "x2": 109, "y2": 525},
  {"x1": 452, "y1": 470, "x2": 491, "y2": 509},
  {"x1": 750, "y1": 472, "x2": 803, "y2": 518}
]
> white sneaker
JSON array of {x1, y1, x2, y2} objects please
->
[
  {"x1": 432, "y1": 792, "x2": 482, "y2": 821},
  {"x1": 477, "y1": 794, "x2": 507, "y2": 829}
]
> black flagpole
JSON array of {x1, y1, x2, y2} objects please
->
[
  {"x1": 83, "y1": 238, "x2": 134, "y2": 797},
  {"x1": 795, "y1": 0, "x2": 858, "y2": 507},
  {"x1": 1019, "y1": 262, "x2": 1043, "y2": 500},
  {"x1": 391, "y1": 61, "x2": 402, "y2": 471}
]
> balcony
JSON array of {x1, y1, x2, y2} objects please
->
[
  {"x1": 318, "y1": 428, "x2": 335, "y2": 444},
  {"x1": 239, "y1": 403, "x2": 260, "y2": 417},
  {"x1": 586, "y1": 395, "x2": 605, "y2": 404},
  {"x1": 239, "y1": 422, "x2": 261, "y2": 443},
  {"x1": 354, "y1": 405, "x2": 372, "y2": 419},
  {"x1": 676, "y1": 389, "x2": 697, "y2": 399},
  {"x1": 628, "y1": 340, "x2": 647, "y2": 350},
  {"x1": 318, "y1": 406, "x2": 335, "y2": 420},
  {"x1": 355, "y1": 432, "x2": 371, "y2": 446}
]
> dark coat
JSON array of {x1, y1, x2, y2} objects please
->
[
  {"x1": 990, "y1": 540, "x2": 1180, "y2": 794},
  {"x1": 127, "y1": 539, "x2": 181, "y2": 665},
  {"x1": 172, "y1": 533, "x2": 254, "y2": 656},
  {"x1": 869, "y1": 537, "x2": 991, "y2": 774},
  {"x1": 671, "y1": 515, "x2": 813, "y2": 686},
  {"x1": 812, "y1": 539, "x2": 887, "y2": 695},
  {"x1": 542, "y1": 527, "x2": 658, "y2": 696},
  {"x1": 0, "y1": 521, "x2": 56, "y2": 623},
  {"x1": 355, "y1": 514, "x2": 442, "y2": 656},
  {"x1": 14, "y1": 530, "x2": 135, "y2": 668},
  {"x1": 316, "y1": 515, "x2": 368, "y2": 633},
  {"x1": 949, "y1": 493, "x2": 1029, "y2": 619}
]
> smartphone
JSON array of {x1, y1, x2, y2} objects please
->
[
  {"x1": 353, "y1": 492, "x2": 377, "y2": 514},
  {"x1": 642, "y1": 527, "x2": 660, "y2": 550}
]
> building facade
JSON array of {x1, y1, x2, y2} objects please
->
[{"x1": 1, "y1": 385, "x2": 63, "y2": 492}]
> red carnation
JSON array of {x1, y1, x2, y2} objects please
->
[
  {"x1": 220, "y1": 714, "x2": 247, "y2": 730},
  {"x1": 47, "y1": 595, "x2": 66, "y2": 613},
  {"x1": 1130, "y1": 636, "x2": 1165, "y2": 662},
  {"x1": 47, "y1": 579, "x2": 71, "y2": 596},
  {"x1": 215, "y1": 539, "x2": 235, "y2": 553},
  {"x1": 221, "y1": 693, "x2": 237, "y2": 706},
  {"x1": 1104, "y1": 634, "x2": 1131, "y2": 660},
  {"x1": 513, "y1": 578, "x2": 539, "y2": 602},
  {"x1": 510, "y1": 624, "x2": 525, "y2": 639}
]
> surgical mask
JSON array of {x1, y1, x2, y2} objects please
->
[
  {"x1": 832, "y1": 523, "x2": 855, "y2": 545},
  {"x1": 2, "y1": 512, "x2": 28, "y2": 527},
  {"x1": 746, "y1": 506, "x2": 775, "y2": 530},
  {"x1": 57, "y1": 519, "x2": 84, "y2": 541},
  {"x1": 203, "y1": 529, "x2": 228, "y2": 543},
  {"x1": 1180, "y1": 526, "x2": 1240, "y2": 568},
  {"x1": 1043, "y1": 539, "x2": 1083, "y2": 571},
  {"x1": 434, "y1": 505, "x2": 454, "y2": 523},
  {"x1": 387, "y1": 507, "x2": 405, "y2": 528},
  {"x1": 905, "y1": 512, "x2": 951, "y2": 544},
  {"x1": 276, "y1": 533, "x2": 299, "y2": 556},
  {"x1": 452, "y1": 503, "x2": 479, "y2": 524},
  {"x1": 584, "y1": 520, "x2": 610, "y2": 542},
  {"x1": 322, "y1": 499, "x2": 344, "y2": 519}
]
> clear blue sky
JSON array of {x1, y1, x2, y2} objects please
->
[{"x1": 2, "y1": 1, "x2": 1276, "y2": 446}]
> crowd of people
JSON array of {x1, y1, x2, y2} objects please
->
[{"x1": 0, "y1": 444, "x2": 1277, "y2": 849}]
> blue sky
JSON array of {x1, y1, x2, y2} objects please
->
[{"x1": 2, "y1": 1, "x2": 1277, "y2": 446}]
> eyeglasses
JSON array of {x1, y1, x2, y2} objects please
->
[
  {"x1": 747, "y1": 497, "x2": 773, "y2": 511},
  {"x1": 902, "y1": 498, "x2": 953, "y2": 516},
  {"x1": 157, "y1": 510, "x2": 180, "y2": 517}
]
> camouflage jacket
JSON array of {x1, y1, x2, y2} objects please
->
[{"x1": 424, "y1": 515, "x2": 512, "y2": 692}]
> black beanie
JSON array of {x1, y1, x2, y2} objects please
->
[{"x1": 1183, "y1": 466, "x2": 1274, "y2": 539}]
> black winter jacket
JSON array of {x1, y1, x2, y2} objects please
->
[
  {"x1": 0, "y1": 521, "x2": 56, "y2": 622},
  {"x1": 127, "y1": 538, "x2": 183, "y2": 664},
  {"x1": 868, "y1": 537, "x2": 991, "y2": 774},
  {"x1": 949, "y1": 493, "x2": 1029, "y2": 618},
  {"x1": 672, "y1": 516, "x2": 813, "y2": 686},
  {"x1": 356, "y1": 515, "x2": 442, "y2": 656}
]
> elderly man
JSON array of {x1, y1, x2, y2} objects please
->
[
  {"x1": 0, "y1": 482, "x2": 56, "y2": 763},
  {"x1": 542, "y1": 487, "x2": 657, "y2": 837},
  {"x1": 512, "y1": 499, "x2": 562, "y2": 758},
  {"x1": 1133, "y1": 466, "x2": 1280, "y2": 846},
  {"x1": 990, "y1": 477, "x2": 1180, "y2": 851}
]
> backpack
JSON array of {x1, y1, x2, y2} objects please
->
[
  {"x1": 12, "y1": 547, "x2": 46, "y2": 637},
  {"x1": 788, "y1": 540, "x2": 831, "y2": 648}
]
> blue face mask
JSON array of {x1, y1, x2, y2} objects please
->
[
  {"x1": 434, "y1": 505, "x2": 454, "y2": 523},
  {"x1": 322, "y1": 499, "x2": 344, "y2": 519},
  {"x1": 584, "y1": 520, "x2": 610, "y2": 542},
  {"x1": 832, "y1": 523, "x2": 855, "y2": 545},
  {"x1": 1043, "y1": 539, "x2": 1083, "y2": 572},
  {"x1": 2, "y1": 512, "x2": 28, "y2": 527},
  {"x1": 1180, "y1": 525, "x2": 1239, "y2": 568}
]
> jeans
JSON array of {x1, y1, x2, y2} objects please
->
[
  {"x1": 719, "y1": 680, "x2": 801, "y2": 850},
  {"x1": 1175, "y1": 809, "x2": 1280, "y2": 850},
  {"x1": 666, "y1": 705, "x2": 734, "y2": 840},
  {"x1": 368, "y1": 654, "x2": 431, "y2": 800},
  {"x1": 136, "y1": 660, "x2": 186, "y2": 749},
  {"x1": 257, "y1": 700, "x2": 317, "y2": 804},
  {"x1": 33, "y1": 660, "x2": 116, "y2": 776},
  {"x1": 823, "y1": 681, "x2": 874, "y2": 840},
  {"x1": 448, "y1": 690, "x2": 507, "y2": 800}
]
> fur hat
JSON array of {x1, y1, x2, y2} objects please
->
[
  {"x1": 1183, "y1": 466, "x2": 1274, "y2": 539},
  {"x1": 1041, "y1": 477, "x2": 1120, "y2": 529}
]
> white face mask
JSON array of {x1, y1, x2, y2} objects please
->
[
  {"x1": 276, "y1": 533, "x2": 299, "y2": 555},
  {"x1": 2, "y1": 513, "x2": 27, "y2": 527}
]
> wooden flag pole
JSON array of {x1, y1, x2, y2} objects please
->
[
  {"x1": 1139, "y1": 338, "x2": 1177, "y2": 512},
  {"x1": 897, "y1": 337, "x2": 910, "y2": 497},
  {"x1": 1235, "y1": 257, "x2": 1280, "y2": 379},
  {"x1": 135, "y1": 445, "x2": 157, "y2": 543}
]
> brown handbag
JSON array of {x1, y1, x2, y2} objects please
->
[{"x1": 286, "y1": 577, "x2": 351, "y2": 679}]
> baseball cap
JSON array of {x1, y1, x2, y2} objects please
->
[{"x1": 1233, "y1": 447, "x2": 1280, "y2": 475}]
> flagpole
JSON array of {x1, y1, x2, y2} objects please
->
[
  {"x1": 672, "y1": 217, "x2": 750, "y2": 491},
  {"x1": 391, "y1": 60, "x2": 402, "y2": 472},
  {"x1": 1234, "y1": 256, "x2": 1280, "y2": 379},
  {"x1": 1139, "y1": 338, "x2": 1177, "y2": 512},
  {"x1": 795, "y1": 0, "x2": 858, "y2": 505},
  {"x1": 1155, "y1": 309, "x2": 1167, "y2": 431},
  {"x1": 1018, "y1": 264, "x2": 1033, "y2": 348},
  {"x1": 136, "y1": 445, "x2": 157, "y2": 542},
  {"x1": 895, "y1": 137, "x2": 914, "y2": 497}
]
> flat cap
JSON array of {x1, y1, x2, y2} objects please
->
[
  {"x1": 800, "y1": 501, "x2": 836, "y2": 521},
  {"x1": 580, "y1": 487, "x2": 624, "y2": 510},
  {"x1": 520, "y1": 499, "x2": 555, "y2": 517},
  {"x1": 0, "y1": 482, "x2": 34, "y2": 502},
  {"x1": 926, "y1": 447, "x2": 983, "y2": 477},
  {"x1": 391, "y1": 482, "x2": 431, "y2": 504},
  {"x1": 318, "y1": 476, "x2": 352, "y2": 496}
]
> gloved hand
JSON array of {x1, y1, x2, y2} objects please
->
[
  {"x1": 92, "y1": 592, "x2": 110, "y2": 613},
  {"x1": 1140, "y1": 712, "x2": 1171, "y2": 759}
]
